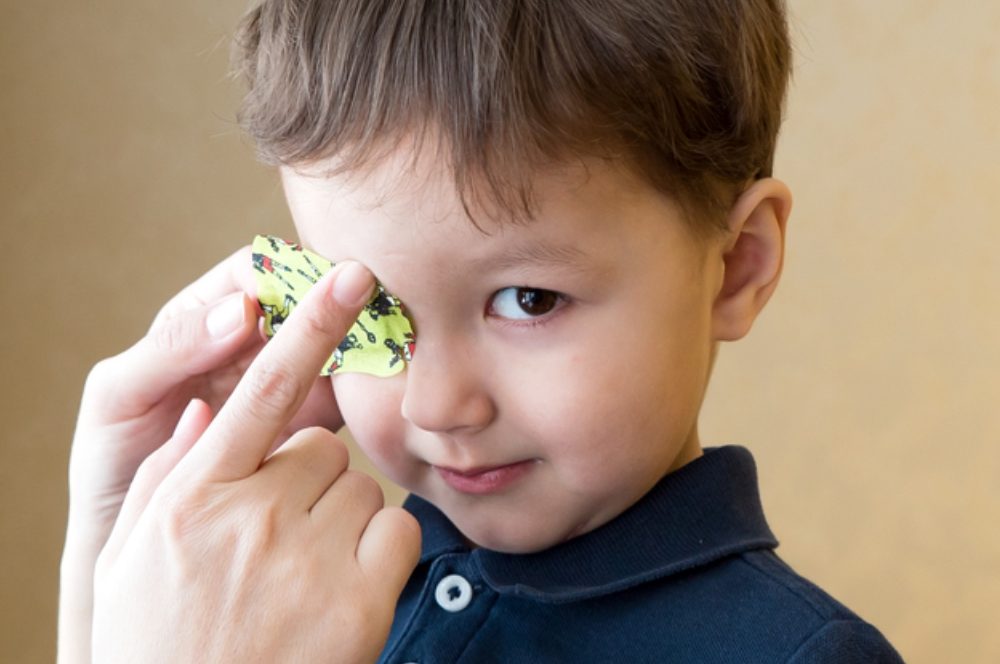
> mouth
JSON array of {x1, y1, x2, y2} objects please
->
[{"x1": 433, "y1": 460, "x2": 537, "y2": 495}]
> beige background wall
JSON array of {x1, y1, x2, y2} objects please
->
[{"x1": 2, "y1": 1, "x2": 997, "y2": 662}]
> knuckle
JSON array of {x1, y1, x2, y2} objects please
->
[
  {"x1": 158, "y1": 488, "x2": 208, "y2": 542},
  {"x1": 156, "y1": 487, "x2": 279, "y2": 579},
  {"x1": 149, "y1": 301, "x2": 177, "y2": 329},
  {"x1": 382, "y1": 507, "x2": 422, "y2": 550},
  {"x1": 302, "y1": 426, "x2": 350, "y2": 468},
  {"x1": 158, "y1": 480, "x2": 224, "y2": 526},
  {"x1": 341, "y1": 470, "x2": 385, "y2": 511},
  {"x1": 83, "y1": 358, "x2": 114, "y2": 393},
  {"x1": 240, "y1": 497, "x2": 281, "y2": 552},
  {"x1": 241, "y1": 365, "x2": 303, "y2": 419},
  {"x1": 296, "y1": 301, "x2": 345, "y2": 342},
  {"x1": 160, "y1": 487, "x2": 272, "y2": 539},
  {"x1": 296, "y1": 425, "x2": 337, "y2": 445},
  {"x1": 148, "y1": 314, "x2": 197, "y2": 354},
  {"x1": 391, "y1": 507, "x2": 422, "y2": 541},
  {"x1": 79, "y1": 357, "x2": 128, "y2": 415}
]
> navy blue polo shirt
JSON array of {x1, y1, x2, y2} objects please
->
[{"x1": 379, "y1": 446, "x2": 904, "y2": 663}]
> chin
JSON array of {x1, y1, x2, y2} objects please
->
[
  {"x1": 466, "y1": 533, "x2": 549, "y2": 554},
  {"x1": 453, "y1": 514, "x2": 570, "y2": 554}
]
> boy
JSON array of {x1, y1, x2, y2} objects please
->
[
  {"x1": 62, "y1": 1, "x2": 903, "y2": 662},
  {"x1": 234, "y1": 1, "x2": 903, "y2": 660}
]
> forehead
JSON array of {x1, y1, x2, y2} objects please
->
[
  {"x1": 280, "y1": 149, "x2": 705, "y2": 290},
  {"x1": 293, "y1": 149, "x2": 645, "y2": 217},
  {"x1": 287, "y1": 147, "x2": 638, "y2": 214}
]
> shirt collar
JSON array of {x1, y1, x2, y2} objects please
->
[{"x1": 403, "y1": 445, "x2": 778, "y2": 602}]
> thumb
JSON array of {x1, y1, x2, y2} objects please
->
[
  {"x1": 81, "y1": 293, "x2": 257, "y2": 427},
  {"x1": 99, "y1": 399, "x2": 212, "y2": 562}
]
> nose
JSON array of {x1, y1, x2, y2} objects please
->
[{"x1": 400, "y1": 336, "x2": 496, "y2": 435}]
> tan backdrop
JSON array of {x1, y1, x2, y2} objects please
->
[{"x1": 2, "y1": 1, "x2": 997, "y2": 662}]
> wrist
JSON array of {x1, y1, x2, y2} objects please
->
[{"x1": 58, "y1": 540, "x2": 98, "y2": 664}]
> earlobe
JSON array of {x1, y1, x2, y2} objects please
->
[{"x1": 711, "y1": 178, "x2": 792, "y2": 341}]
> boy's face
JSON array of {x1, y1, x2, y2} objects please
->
[{"x1": 282, "y1": 149, "x2": 724, "y2": 553}]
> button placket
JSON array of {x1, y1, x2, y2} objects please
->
[
  {"x1": 434, "y1": 573, "x2": 473, "y2": 612},
  {"x1": 382, "y1": 556, "x2": 496, "y2": 664}
]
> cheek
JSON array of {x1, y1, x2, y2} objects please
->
[
  {"x1": 498, "y1": 329, "x2": 702, "y2": 478},
  {"x1": 500, "y1": 350, "x2": 623, "y2": 465},
  {"x1": 332, "y1": 373, "x2": 407, "y2": 466}
]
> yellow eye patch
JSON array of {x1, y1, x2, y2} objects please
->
[{"x1": 251, "y1": 235, "x2": 415, "y2": 377}]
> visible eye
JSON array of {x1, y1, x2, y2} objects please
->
[{"x1": 489, "y1": 287, "x2": 564, "y2": 321}]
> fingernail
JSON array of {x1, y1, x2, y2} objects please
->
[
  {"x1": 332, "y1": 261, "x2": 375, "y2": 307},
  {"x1": 207, "y1": 293, "x2": 247, "y2": 338}
]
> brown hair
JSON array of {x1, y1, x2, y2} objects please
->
[{"x1": 233, "y1": 0, "x2": 791, "y2": 238}]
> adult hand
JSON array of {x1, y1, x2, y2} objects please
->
[
  {"x1": 58, "y1": 246, "x2": 407, "y2": 663},
  {"x1": 90, "y1": 259, "x2": 419, "y2": 663},
  {"x1": 67, "y1": 245, "x2": 341, "y2": 536},
  {"x1": 60, "y1": 246, "x2": 268, "y2": 662}
]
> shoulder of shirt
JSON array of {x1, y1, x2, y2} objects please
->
[
  {"x1": 786, "y1": 620, "x2": 906, "y2": 663},
  {"x1": 726, "y1": 550, "x2": 905, "y2": 663}
]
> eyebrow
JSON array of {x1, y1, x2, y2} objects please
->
[{"x1": 480, "y1": 241, "x2": 602, "y2": 276}]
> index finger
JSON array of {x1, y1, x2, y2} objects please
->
[{"x1": 178, "y1": 260, "x2": 376, "y2": 482}]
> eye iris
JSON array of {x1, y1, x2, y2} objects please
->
[{"x1": 517, "y1": 288, "x2": 557, "y2": 315}]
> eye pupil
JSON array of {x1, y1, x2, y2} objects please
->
[{"x1": 517, "y1": 288, "x2": 558, "y2": 315}]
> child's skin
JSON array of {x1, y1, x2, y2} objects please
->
[
  {"x1": 283, "y1": 147, "x2": 792, "y2": 553},
  {"x1": 61, "y1": 141, "x2": 790, "y2": 661}
]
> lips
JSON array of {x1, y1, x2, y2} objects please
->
[{"x1": 434, "y1": 460, "x2": 536, "y2": 495}]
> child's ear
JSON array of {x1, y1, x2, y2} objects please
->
[{"x1": 711, "y1": 178, "x2": 792, "y2": 341}]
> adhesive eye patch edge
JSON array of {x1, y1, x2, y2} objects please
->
[{"x1": 251, "y1": 234, "x2": 415, "y2": 377}]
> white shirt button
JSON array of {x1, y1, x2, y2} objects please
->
[{"x1": 434, "y1": 574, "x2": 473, "y2": 612}]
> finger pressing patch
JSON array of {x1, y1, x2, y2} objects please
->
[{"x1": 251, "y1": 235, "x2": 415, "y2": 377}]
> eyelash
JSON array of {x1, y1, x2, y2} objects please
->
[{"x1": 486, "y1": 287, "x2": 569, "y2": 328}]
